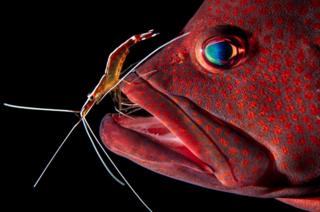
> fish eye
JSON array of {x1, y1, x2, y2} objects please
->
[
  {"x1": 195, "y1": 25, "x2": 250, "y2": 72},
  {"x1": 201, "y1": 36, "x2": 246, "y2": 70}
]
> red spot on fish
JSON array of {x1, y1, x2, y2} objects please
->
[
  {"x1": 282, "y1": 146, "x2": 289, "y2": 154},
  {"x1": 272, "y1": 138, "x2": 280, "y2": 145},
  {"x1": 229, "y1": 147, "x2": 239, "y2": 155},
  {"x1": 220, "y1": 138, "x2": 228, "y2": 147},
  {"x1": 310, "y1": 104, "x2": 320, "y2": 115},
  {"x1": 311, "y1": 136, "x2": 320, "y2": 147},
  {"x1": 313, "y1": 23, "x2": 320, "y2": 30},
  {"x1": 275, "y1": 29, "x2": 284, "y2": 39},
  {"x1": 295, "y1": 125, "x2": 304, "y2": 134}
]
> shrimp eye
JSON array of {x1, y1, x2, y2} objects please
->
[{"x1": 200, "y1": 36, "x2": 247, "y2": 70}]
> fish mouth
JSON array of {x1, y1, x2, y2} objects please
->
[{"x1": 99, "y1": 70, "x2": 270, "y2": 189}]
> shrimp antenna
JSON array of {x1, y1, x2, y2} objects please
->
[
  {"x1": 3, "y1": 102, "x2": 81, "y2": 187},
  {"x1": 33, "y1": 116, "x2": 125, "y2": 187},
  {"x1": 82, "y1": 118, "x2": 152, "y2": 212},
  {"x1": 3, "y1": 103, "x2": 79, "y2": 114},
  {"x1": 33, "y1": 120, "x2": 81, "y2": 187},
  {"x1": 3, "y1": 103, "x2": 125, "y2": 186},
  {"x1": 3, "y1": 102, "x2": 125, "y2": 186},
  {"x1": 81, "y1": 118, "x2": 125, "y2": 186}
]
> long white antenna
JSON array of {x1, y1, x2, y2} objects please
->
[
  {"x1": 4, "y1": 101, "x2": 125, "y2": 186},
  {"x1": 3, "y1": 103, "x2": 79, "y2": 113},
  {"x1": 33, "y1": 120, "x2": 81, "y2": 187},
  {"x1": 81, "y1": 118, "x2": 125, "y2": 186},
  {"x1": 3, "y1": 102, "x2": 81, "y2": 187},
  {"x1": 82, "y1": 118, "x2": 152, "y2": 212}
]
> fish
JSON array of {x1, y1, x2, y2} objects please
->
[{"x1": 99, "y1": 0, "x2": 320, "y2": 211}]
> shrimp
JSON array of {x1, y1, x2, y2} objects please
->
[
  {"x1": 80, "y1": 30, "x2": 158, "y2": 117},
  {"x1": 4, "y1": 30, "x2": 190, "y2": 211}
]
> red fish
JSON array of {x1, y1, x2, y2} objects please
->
[{"x1": 100, "y1": 0, "x2": 320, "y2": 211}]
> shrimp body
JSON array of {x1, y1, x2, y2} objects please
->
[{"x1": 81, "y1": 30, "x2": 158, "y2": 117}]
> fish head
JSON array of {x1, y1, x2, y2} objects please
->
[{"x1": 100, "y1": 0, "x2": 320, "y2": 198}]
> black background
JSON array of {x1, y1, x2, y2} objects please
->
[{"x1": 2, "y1": 1, "x2": 302, "y2": 211}]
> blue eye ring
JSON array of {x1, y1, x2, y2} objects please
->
[{"x1": 199, "y1": 36, "x2": 247, "y2": 70}]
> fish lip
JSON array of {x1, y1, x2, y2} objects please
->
[
  {"x1": 100, "y1": 112, "x2": 224, "y2": 191},
  {"x1": 100, "y1": 114, "x2": 216, "y2": 174},
  {"x1": 112, "y1": 71, "x2": 241, "y2": 185},
  {"x1": 99, "y1": 72, "x2": 220, "y2": 174}
]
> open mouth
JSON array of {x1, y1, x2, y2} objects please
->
[
  {"x1": 99, "y1": 70, "x2": 271, "y2": 189},
  {"x1": 100, "y1": 76, "x2": 217, "y2": 177},
  {"x1": 99, "y1": 69, "x2": 240, "y2": 188}
]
